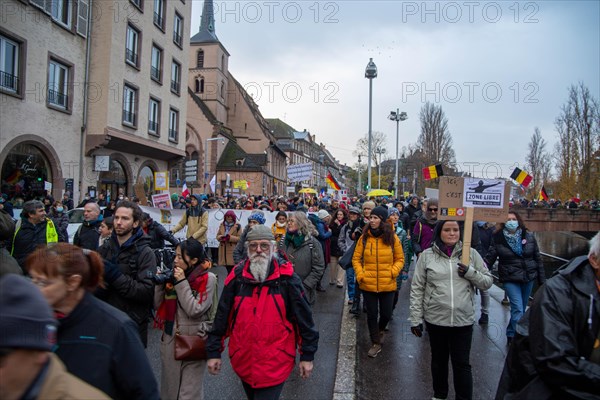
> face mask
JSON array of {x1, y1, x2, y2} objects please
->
[
  {"x1": 505, "y1": 220, "x2": 519, "y2": 231},
  {"x1": 56, "y1": 207, "x2": 64, "y2": 213},
  {"x1": 119, "y1": 196, "x2": 124, "y2": 200}
]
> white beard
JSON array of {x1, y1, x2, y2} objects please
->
[{"x1": 249, "y1": 253, "x2": 271, "y2": 282}]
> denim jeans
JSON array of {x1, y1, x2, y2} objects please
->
[
  {"x1": 426, "y1": 322, "x2": 473, "y2": 400},
  {"x1": 503, "y1": 280, "x2": 534, "y2": 338},
  {"x1": 345, "y1": 267, "x2": 356, "y2": 300}
]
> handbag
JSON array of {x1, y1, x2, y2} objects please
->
[
  {"x1": 174, "y1": 314, "x2": 208, "y2": 361},
  {"x1": 339, "y1": 241, "x2": 357, "y2": 270}
]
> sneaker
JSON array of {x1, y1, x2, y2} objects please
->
[
  {"x1": 367, "y1": 343, "x2": 382, "y2": 358},
  {"x1": 337, "y1": 284, "x2": 344, "y2": 288},
  {"x1": 329, "y1": 282, "x2": 335, "y2": 286},
  {"x1": 347, "y1": 299, "x2": 353, "y2": 305},
  {"x1": 478, "y1": 312, "x2": 489, "y2": 325},
  {"x1": 316, "y1": 284, "x2": 326, "y2": 292}
]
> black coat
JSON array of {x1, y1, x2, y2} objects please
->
[
  {"x1": 97, "y1": 229, "x2": 156, "y2": 346},
  {"x1": 11, "y1": 218, "x2": 51, "y2": 268},
  {"x1": 495, "y1": 256, "x2": 600, "y2": 399},
  {"x1": 146, "y1": 220, "x2": 178, "y2": 249},
  {"x1": 56, "y1": 292, "x2": 159, "y2": 399},
  {"x1": 484, "y1": 230, "x2": 545, "y2": 284},
  {"x1": 74, "y1": 220, "x2": 102, "y2": 251}
]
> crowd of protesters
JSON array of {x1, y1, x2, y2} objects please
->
[{"x1": 0, "y1": 187, "x2": 598, "y2": 400}]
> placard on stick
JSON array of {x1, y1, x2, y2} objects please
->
[{"x1": 438, "y1": 176, "x2": 510, "y2": 264}]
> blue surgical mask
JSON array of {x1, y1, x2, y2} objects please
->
[
  {"x1": 56, "y1": 207, "x2": 64, "y2": 213},
  {"x1": 505, "y1": 220, "x2": 519, "y2": 231}
]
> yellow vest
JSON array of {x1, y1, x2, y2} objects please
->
[{"x1": 11, "y1": 218, "x2": 59, "y2": 255}]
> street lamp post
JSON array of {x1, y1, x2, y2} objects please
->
[
  {"x1": 375, "y1": 146, "x2": 386, "y2": 189},
  {"x1": 205, "y1": 137, "x2": 225, "y2": 192},
  {"x1": 388, "y1": 109, "x2": 408, "y2": 197},
  {"x1": 357, "y1": 154, "x2": 362, "y2": 195},
  {"x1": 365, "y1": 58, "x2": 377, "y2": 192}
]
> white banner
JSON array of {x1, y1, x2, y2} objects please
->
[
  {"x1": 141, "y1": 207, "x2": 288, "y2": 248},
  {"x1": 287, "y1": 162, "x2": 313, "y2": 183},
  {"x1": 462, "y1": 178, "x2": 505, "y2": 208}
]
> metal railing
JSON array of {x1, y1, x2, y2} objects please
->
[
  {"x1": 153, "y1": 12, "x2": 163, "y2": 28},
  {"x1": 122, "y1": 110, "x2": 136, "y2": 125},
  {"x1": 48, "y1": 89, "x2": 67, "y2": 107},
  {"x1": 168, "y1": 129, "x2": 177, "y2": 141},
  {"x1": 125, "y1": 49, "x2": 138, "y2": 65},
  {"x1": 170, "y1": 80, "x2": 180, "y2": 94},
  {"x1": 148, "y1": 120, "x2": 158, "y2": 132},
  {"x1": 0, "y1": 70, "x2": 19, "y2": 92},
  {"x1": 151, "y1": 66, "x2": 161, "y2": 80},
  {"x1": 173, "y1": 31, "x2": 182, "y2": 46}
]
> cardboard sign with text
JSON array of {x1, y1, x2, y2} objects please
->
[{"x1": 438, "y1": 176, "x2": 510, "y2": 223}]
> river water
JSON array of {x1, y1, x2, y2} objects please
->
[{"x1": 534, "y1": 231, "x2": 592, "y2": 275}]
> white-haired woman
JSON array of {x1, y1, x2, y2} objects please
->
[{"x1": 278, "y1": 211, "x2": 325, "y2": 305}]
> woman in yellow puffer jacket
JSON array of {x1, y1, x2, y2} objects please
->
[{"x1": 352, "y1": 206, "x2": 404, "y2": 358}]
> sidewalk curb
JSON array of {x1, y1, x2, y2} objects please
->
[{"x1": 333, "y1": 298, "x2": 357, "y2": 400}]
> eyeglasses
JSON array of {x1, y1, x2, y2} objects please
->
[
  {"x1": 29, "y1": 277, "x2": 56, "y2": 288},
  {"x1": 248, "y1": 243, "x2": 271, "y2": 251},
  {"x1": 428, "y1": 208, "x2": 438, "y2": 212}
]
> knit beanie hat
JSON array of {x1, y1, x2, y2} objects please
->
[
  {"x1": 246, "y1": 224, "x2": 275, "y2": 241},
  {"x1": 362, "y1": 201, "x2": 376, "y2": 210},
  {"x1": 371, "y1": 206, "x2": 389, "y2": 222},
  {"x1": 348, "y1": 206, "x2": 361, "y2": 215},
  {"x1": 317, "y1": 209, "x2": 330, "y2": 220},
  {"x1": 247, "y1": 210, "x2": 266, "y2": 225},
  {"x1": 388, "y1": 207, "x2": 400, "y2": 218},
  {"x1": 0, "y1": 274, "x2": 57, "y2": 351}
]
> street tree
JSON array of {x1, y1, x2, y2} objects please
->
[
  {"x1": 353, "y1": 131, "x2": 388, "y2": 167},
  {"x1": 525, "y1": 127, "x2": 552, "y2": 197},
  {"x1": 417, "y1": 102, "x2": 456, "y2": 167},
  {"x1": 554, "y1": 83, "x2": 600, "y2": 199}
]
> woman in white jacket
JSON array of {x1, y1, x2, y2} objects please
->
[{"x1": 409, "y1": 220, "x2": 493, "y2": 400}]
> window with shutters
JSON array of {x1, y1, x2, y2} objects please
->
[{"x1": 76, "y1": 0, "x2": 89, "y2": 37}]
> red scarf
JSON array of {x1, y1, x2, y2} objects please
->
[{"x1": 154, "y1": 265, "x2": 210, "y2": 335}]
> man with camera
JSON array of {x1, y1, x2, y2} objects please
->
[{"x1": 97, "y1": 201, "x2": 156, "y2": 347}]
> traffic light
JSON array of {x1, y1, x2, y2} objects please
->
[
  {"x1": 37, "y1": 177, "x2": 42, "y2": 182},
  {"x1": 364, "y1": 184, "x2": 369, "y2": 191}
]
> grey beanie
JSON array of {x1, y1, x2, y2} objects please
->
[
  {"x1": 0, "y1": 274, "x2": 57, "y2": 351},
  {"x1": 246, "y1": 224, "x2": 275, "y2": 242}
]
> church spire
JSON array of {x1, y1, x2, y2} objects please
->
[{"x1": 191, "y1": 0, "x2": 218, "y2": 43}]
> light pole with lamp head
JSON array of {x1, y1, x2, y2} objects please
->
[
  {"x1": 375, "y1": 146, "x2": 386, "y2": 189},
  {"x1": 388, "y1": 109, "x2": 408, "y2": 197},
  {"x1": 365, "y1": 58, "x2": 377, "y2": 192},
  {"x1": 357, "y1": 154, "x2": 362, "y2": 195},
  {"x1": 205, "y1": 137, "x2": 225, "y2": 193}
]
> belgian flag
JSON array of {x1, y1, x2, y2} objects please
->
[
  {"x1": 422, "y1": 164, "x2": 444, "y2": 180},
  {"x1": 539, "y1": 185, "x2": 549, "y2": 201},
  {"x1": 510, "y1": 167, "x2": 533, "y2": 188}
]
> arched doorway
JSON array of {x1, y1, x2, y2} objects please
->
[
  {"x1": 99, "y1": 159, "x2": 128, "y2": 201},
  {"x1": 138, "y1": 165, "x2": 155, "y2": 199},
  {"x1": 1, "y1": 143, "x2": 53, "y2": 202}
]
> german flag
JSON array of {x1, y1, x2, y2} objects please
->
[
  {"x1": 422, "y1": 164, "x2": 443, "y2": 180},
  {"x1": 539, "y1": 185, "x2": 549, "y2": 201},
  {"x1": 510, "y1": 167, "x2": 533, "y2": 188},
  {"x1": 326, "y1": 172, "x2": 341, "y2": 190}
]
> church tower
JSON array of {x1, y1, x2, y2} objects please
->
[{"x1": 189, "y1": 0, "x2": 230, "y2": 123}]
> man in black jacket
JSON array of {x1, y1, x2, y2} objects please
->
[
  {"x1": 141, "y1": 212, "x2": 178, "y2": 249},
  {"x1": 74, "y1": 202, "x2": 103, "y2": 251},
  {"x1": 97, "y1": 201, "x2": 156, "y2": 347},
  {"x1": 496, "y1": 232, "x2": 600, "y2": 399}
]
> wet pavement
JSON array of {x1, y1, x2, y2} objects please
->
[{"x1": 145, "y1": 263, "x2": 511, "y2": 399}]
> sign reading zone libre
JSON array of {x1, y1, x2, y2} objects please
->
[{"x1": 438, "y1": 176, "x2": 510, "y2": 223}]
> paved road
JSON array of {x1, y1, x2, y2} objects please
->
[
  {"x1": 353, "y1": 277, "x2": 510, "y2": 400},
  {"x1": 146, "y1": 265, "x2": 347, "y2": 399}
]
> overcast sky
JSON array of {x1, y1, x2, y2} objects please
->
[{"x1": 189, "y1": 1, "x2": 599, "y2": 179}]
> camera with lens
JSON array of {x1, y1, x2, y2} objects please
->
[{"x1": 148, "y1": 248, "x2": 176, "y2": 285}]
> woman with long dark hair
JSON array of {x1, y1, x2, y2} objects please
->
[
  {"x1": 154, "y1": 238, "x2": 217, "y2": 400},
  {"x1": 409, "y1": 220, "x2": 492, "y2": 400},
  {"x1": 484, "y1": 210, "x2": 545, "y2": 346},
  {"x1": 352, "y1": 206, "x2": 404, "y2": 358}
]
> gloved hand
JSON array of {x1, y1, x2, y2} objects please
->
[
  {"x1": 457, "y1": 262, "x2": 469, "y2": 278},
  {"x1": 103, "y1": 260, "x2": 122, "y2": 283},
  {"x1": 400, "y1": 271, "x2": 409, "y2": 281},
  {"x1": 223, "y1": 234, "x2": 230, "y2": 242},
  {"x1": 411, "y1": 324, "x2": 423, "y2": 338}
]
